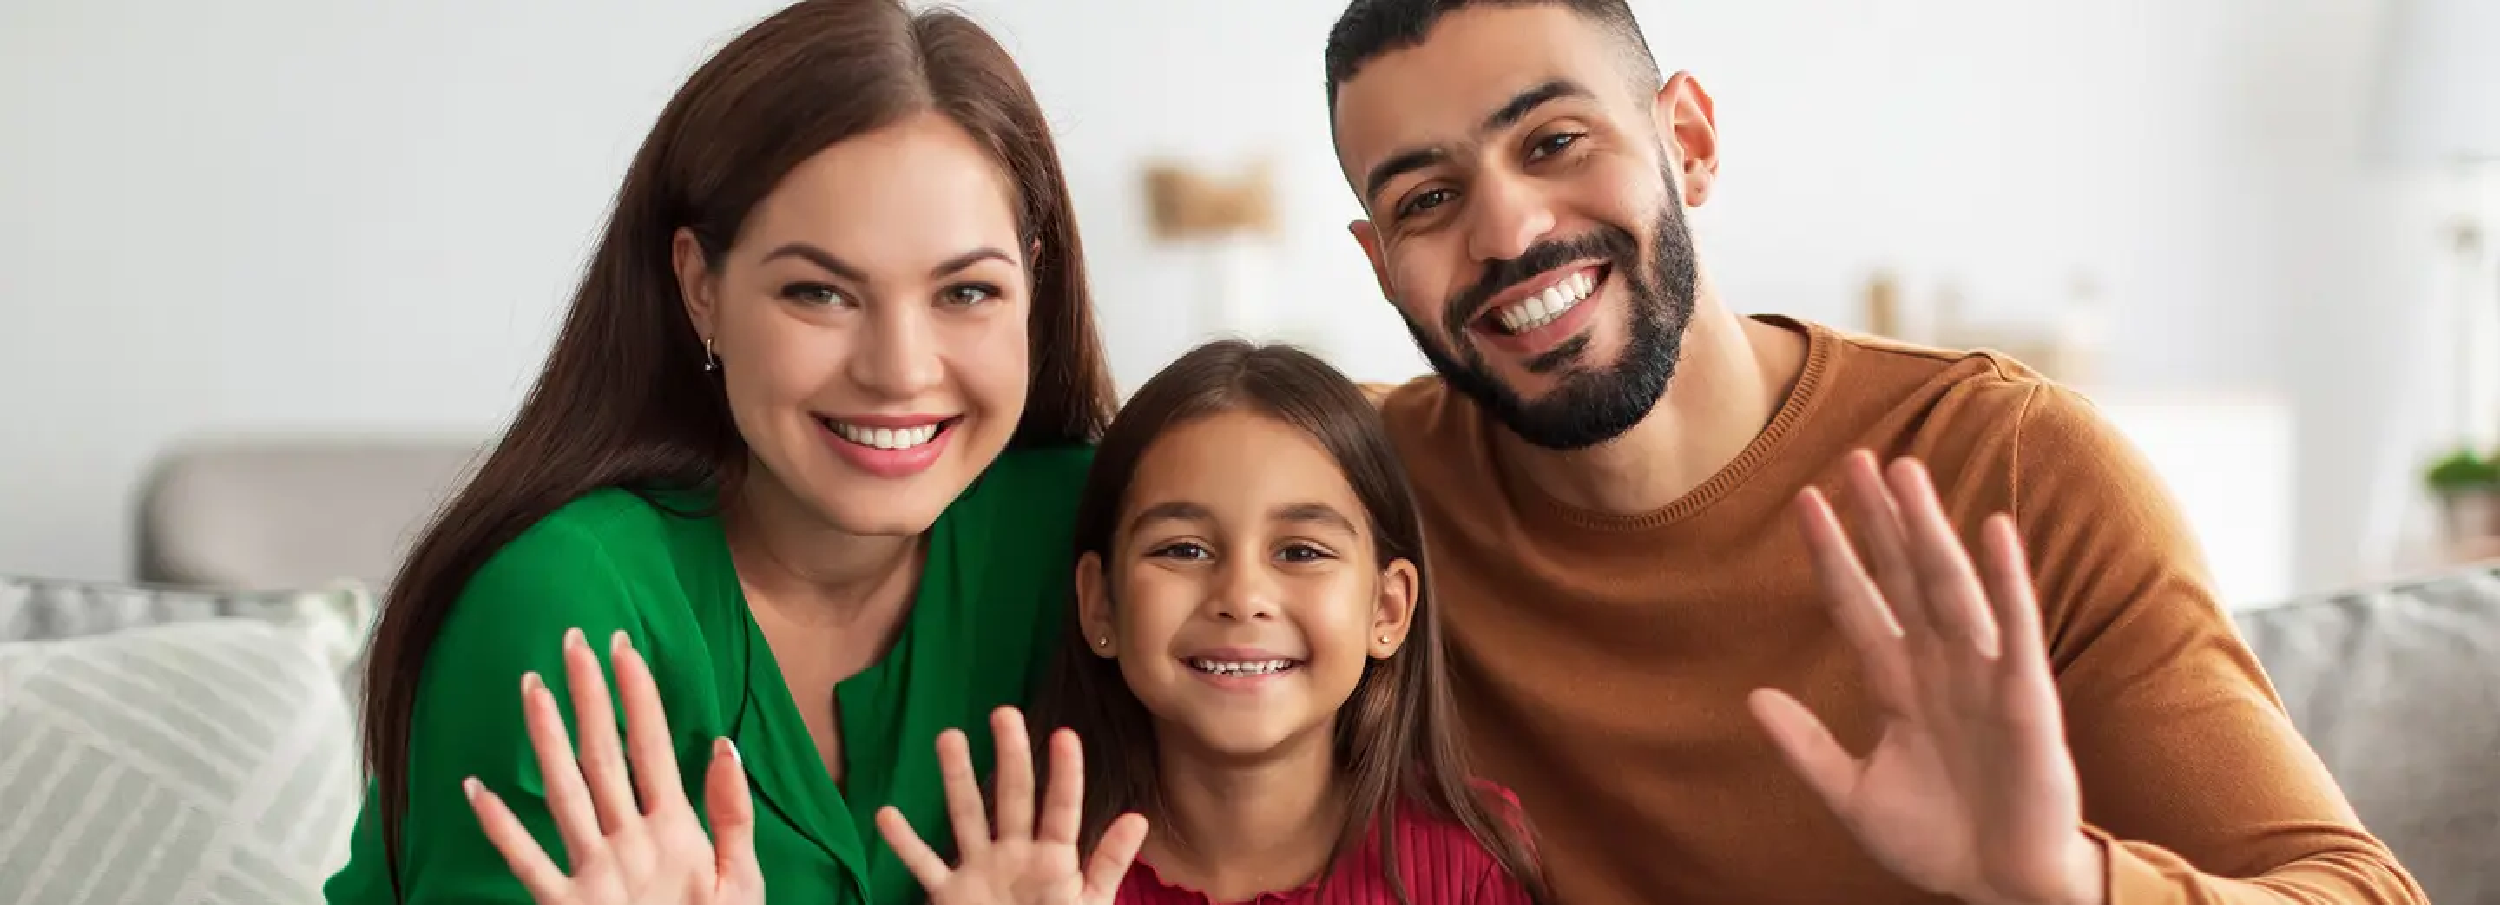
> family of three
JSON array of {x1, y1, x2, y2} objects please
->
[{"x1": 319, "y1": 0, "x2": 2426, "y2": 903}]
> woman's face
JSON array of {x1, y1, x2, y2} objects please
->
[
  {"x1": 677, "y1": 111, "x2": 1031, "y2": 537},
  {"x1": 1077, "y1": 409, "x2": 1418, "y2": 761}
]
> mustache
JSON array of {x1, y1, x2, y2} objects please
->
[{"x1": 1441, "y1": 224, "x2": 1641, "y2": 336}]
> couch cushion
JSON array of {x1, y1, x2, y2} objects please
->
[
  {"x1": 0, "y1": 618, "x2": 360, "y2": 905},
  {"x1": 2232, "y1": 561, "x2": 2500, "y2": 903}
]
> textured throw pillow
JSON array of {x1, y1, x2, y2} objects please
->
[
  {"x1": 0, "y1": 618, "x2": 360, "y2": 905},
  {"x1": 2232, "y1": 561, "x2": 2500, "y2": 905},
  {"x1": 0, "y1": 576, "x2": 372, "y2": 668}
]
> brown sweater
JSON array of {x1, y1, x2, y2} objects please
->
[{"x1": 1374, "y1": 316, "x2": 2424, "y2": 905}]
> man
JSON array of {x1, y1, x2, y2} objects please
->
[{"x1": 1325, "y1": 2, "x2": 2425, "y2": 903}]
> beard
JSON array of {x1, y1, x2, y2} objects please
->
[{"x1": 1401, "y1": 172, "x2": 1700, "y2": 451}]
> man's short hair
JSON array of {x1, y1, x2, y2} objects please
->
[{"x1": 1323, "y1": 0, "x2": 1664, "y2": 113}]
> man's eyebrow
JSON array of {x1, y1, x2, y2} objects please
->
[{"x1": 1362, "y1": 79, "x2": 1596, "y2": 206}]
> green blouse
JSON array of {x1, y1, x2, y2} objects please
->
[{"x1": 323, "y1": 446, "x2": 1092, "y2": 904}]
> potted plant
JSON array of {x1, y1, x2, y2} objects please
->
[{"x1": 2425, "y1": 447, "x2": 2500, "y2": 548}]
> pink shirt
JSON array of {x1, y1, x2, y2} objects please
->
[{"x1": 1113, "y1": 789, "x2": 1539, "y2": 905}]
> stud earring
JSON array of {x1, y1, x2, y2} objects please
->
[
  {"x1": 1096, "y1": 636, "x2": 1110, "y2": 648},
  {"x1": 702, "y1": 337, "x2": 718, "y2": 372},
  {"x1": 1378, "y1": 635, "x2": 1392, "y2": 645}
]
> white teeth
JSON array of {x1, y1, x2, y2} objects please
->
[
  {"x1": 829, "y1": 421, "x2": 941, "y2": 450},
  {"x1": 1494, "y1": 271, "x2": 1598, "y2": 334},
  {"x1": 1188, "y1": 658, "x2": 1297, "y2": 676}
]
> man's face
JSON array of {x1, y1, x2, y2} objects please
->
[{"x1": 1333, "y1": 5, "x2": 1701, "y2": 451}]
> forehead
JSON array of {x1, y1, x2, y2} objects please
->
[
  {"x1": 1127, "y1": 410, "x2": 1361, "y2": 514},
  {"x1": 742, "y1": 113, "x2": 1021, "y2": 264},
  {"x1": 1331, "y1": 5, "x2": 1633, "y2": 176}
]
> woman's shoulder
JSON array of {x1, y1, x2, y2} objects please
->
[
  {"x1": 947, "y1": 443, "x2": 1093, "y2": 542},
  {"x1": 438, "y1": 487, "x2": 716, "y2": 666}
]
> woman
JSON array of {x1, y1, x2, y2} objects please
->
[{"x1": 322, "y1": 1, "x2": 1117, "y2": 902}]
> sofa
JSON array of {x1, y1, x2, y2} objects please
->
[{"x1": 2, "y1": 435, "x2": 2494, "y2": 903}]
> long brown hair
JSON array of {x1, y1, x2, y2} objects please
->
[
  {"x1": 359, "y1": 0, "x2": 1115, "y2": 895},
  {"x1": 1031, "y1": 340, "x2": 1551, "y2": 904}
]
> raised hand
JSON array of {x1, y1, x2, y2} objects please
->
[
  {"x1": 465, "y1": 628, "x2": 763, "y2": 905},
  {"x1": 875, "y1": 707, "x2": 1147, "y2": 905},
  {"x1": 1748, "y1": 452, "x2": 2105, "y2": 905}
]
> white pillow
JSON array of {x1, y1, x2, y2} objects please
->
[{"x1": 0, "y1": 618, "x2": 360, "y2": 905}]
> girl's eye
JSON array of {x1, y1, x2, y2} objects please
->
[
  {"x1": 1147, "y1": 541, "x2": 1211, "y2": 562},
  {"x1": 781, "y1": 282, "x2": 851, "y2": 307},
  {"x1": 1397, "y1": 187, "x2": 1455, "y2": 220},
  {"x1": 943, "y1": 283, "x2": 1002, "y2": 307},
  {"x1": 1528, "y1": 132, "x2": 1582, "y2": 161},
  {"x1": 1277, "y1": 543, "x2": 1335, "y2": 564}
]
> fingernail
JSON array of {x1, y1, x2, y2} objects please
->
[
  {"x1": 611, "y1": 629, "x2": 631, "y2": 655},
  {"x1": 522, "y1": 671, "x2": 543, "y2": 695},
  {"x1": 563, "y1": 627, "x2": 584, "y2": 650},
  {"x1": 462, "y1": 777, "x2": 481, "y2": 801},
  {"x1": 718, "y1": 737, "x2": 740, "y2": 765}
]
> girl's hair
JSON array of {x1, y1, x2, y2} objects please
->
[
  {"x1": 1032, "y1": 340, "x2": 1551, "y2": 904},
  {"x1": 359, "y1": 0, "x2": 1116, "y2": 895}
]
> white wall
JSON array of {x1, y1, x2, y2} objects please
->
[{"x1": 0, "y1": 0, "x2": 2447, "y2": 596}]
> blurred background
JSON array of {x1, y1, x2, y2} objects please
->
[{"x1": 4, "y1": 0, "x2": 2498, "y2": 605}]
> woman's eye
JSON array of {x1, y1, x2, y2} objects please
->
[
  {"x1": 781, "y1": 283, "x2": 850, "y2": 307},
  {"x1": 943, "y1": 283, "x2": 1001, "y2": 307},
  {"x1": 1148, "y1": 541, "x2": 1210, "y2": 561}
]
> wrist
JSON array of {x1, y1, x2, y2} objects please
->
[{"x1": 2055, "y1": 829, "x2": 2109, "y2": 905}]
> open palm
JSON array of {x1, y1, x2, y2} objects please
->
[
  {"x1": 1748, "y1": 453, "x2": 2101, "y2": 905},
  {"x1": 876, "y1": 707, "x2": 1147, "y2": 905}
]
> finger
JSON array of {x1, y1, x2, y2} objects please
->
[
  {"x1": 465, "y1": 777, "x2": 572, "y2": 899},
  {"x1": 610, "y1": 632, "x2": 686, "y2": 815},
  {"x1": 935, "y1": 728, "x2": 992, "y2": 858},
  {"x1": 1888, "y1": 458, "x2": 2002, "y2": 658},
  {"x1": 1839, "y1": 451, "x2": 1934, "y2": 643},
  {"x1": 1746, "y1": 688, "x2": 1861, "y2": 810},
  {"x1": 1981, "y1": 516, "x2": 2062, "y2": 728},
  {"x1": 1794, "y1": 489, "x2": 1917, "y2": 712},
  {"x1": 1037, "y1": 728, "x2": 1085, "y2": 845},
  {"x1": 1084, "y1": 813, "x2": 1150, "y2": 899},
  {"x1": 560, "y1": 627, "x2": 640, "y2": 834},
  {"x1": 520, "y1": 669, "x2": 605, "y2": 864},
  {"x1": 875, "y1": 806, "x2": 954, "y2": 892},
  {"x1": 703, "y1": 738, "x2": 763, "y2": 891},
  {"x1": 989, "y1": 707, "x2": 1037, "y2": 841}
]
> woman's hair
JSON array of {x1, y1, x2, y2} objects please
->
[
  {"x1": 1032, "y1": 340, "x2": 1551, "y2": 904},
  {"x1": 359, "y1": 0, "x2": 1115, "y2": 894}
]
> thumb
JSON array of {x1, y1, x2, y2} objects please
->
[
  {"x1": 1082, "y1": 813, "x2": 1149, "y2": 902},
  {"x1": 705, "y1": 738, "x2": 764, "y2": 901}
]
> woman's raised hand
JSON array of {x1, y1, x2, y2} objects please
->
[{"x1": 465, "y1": 628, "x2": 764, "y2": 905}]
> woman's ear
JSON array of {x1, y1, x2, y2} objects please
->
[
  {"x1": 1369, "y1": 558, "x2": 1420, "y2": 659},
  {"x1": 672, "y1": 227, "x2": 719, "y2": 344},
  {"x1": 1075, "y1": 551, "x2": 1116, "y2": 658}
]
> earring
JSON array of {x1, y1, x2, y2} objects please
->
[
  {"x1": 1096, "y1": 636, "x2": 1110, "y2": 648},
  {"x1": 1378, "y1": 635, "x2": 1392, "y2": 645},
  {"x1": 702, "y1": 337, "x2": 718, "y2": 372}
]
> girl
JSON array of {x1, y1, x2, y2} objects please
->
[
  {"x1": 477, "y1": 341, "x2": 1551, "y2": 904},
  {"x1": 330, "y1": 1, "x2": 1117, "y2": 902}
]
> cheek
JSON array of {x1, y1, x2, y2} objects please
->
[{"x1": 950, "y1": 303, "x2": 1032, "y2": 416}]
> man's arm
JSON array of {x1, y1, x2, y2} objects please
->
[{"x1": 2012, "y1": 383, "x2": 2426, "y2": 905}]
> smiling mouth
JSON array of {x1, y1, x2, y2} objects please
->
[
  {"x1": 1481, "y1": 264, "x2": 1609, "y2": 336},
  {"x1": 1186, "y1": 657, "x2": 1303, "y2": 677},
  {"x1": 814, "y1": 416, "x2": 959, "y2": 451}
]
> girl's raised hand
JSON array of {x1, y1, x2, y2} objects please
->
[
  {"x1": 876, "y1": 707, "x2": 1147, "y2": 905},
  {"x1": 465, "y1": 628, "x2": 764, "y2": 905}
]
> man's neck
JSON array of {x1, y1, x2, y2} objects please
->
[
  {"x1": 720, "y1": 464, "x2": 922, "y2": 626},
  {"x1": 1495, "y1": 298, "x2": 1809, "y2": 517},
  {"x1": 1143, "y1": 729, "x2": 1345, "y2": 902}
]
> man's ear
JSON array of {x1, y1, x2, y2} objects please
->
[
  {"x1": 1650, "y1": 71, "x2": 1721, "y2": 207},
  {"x1": 1075, "y1": 552, "x2": 1116, "y2": 658},
  {"x1": 672, "y1": 227, "x2": 719, "y2": 343},
  {"x1": 1350, "y1": 220, "x2": 1396, "y2": 304},
  {"x1": 1369, "y1": 557, "x2": 1420, "y2": 659}
]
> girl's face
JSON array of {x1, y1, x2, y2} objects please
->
[
  {"x1": 1077, "y1": 409, "x2": 1418, "y2": 761},
  {"x1": 674, "y1": 111, "x2": 1033, "y2": 538}
]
